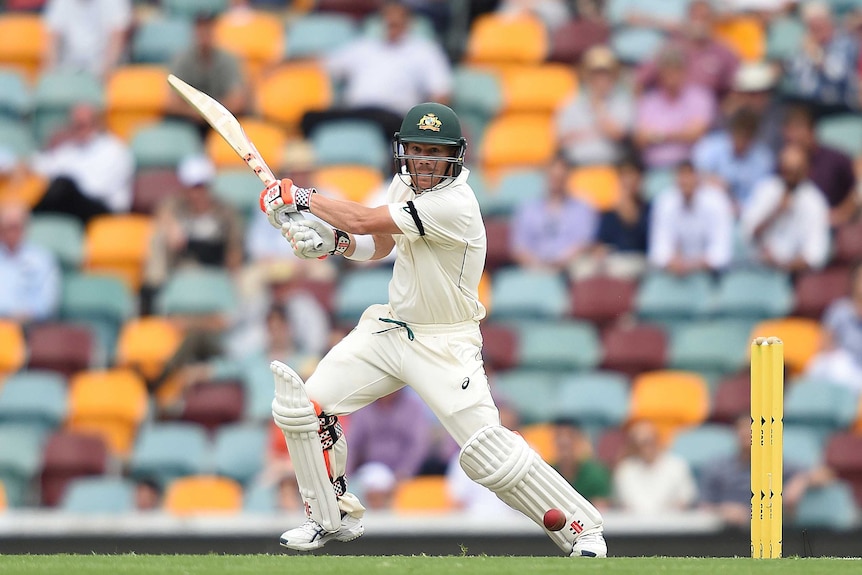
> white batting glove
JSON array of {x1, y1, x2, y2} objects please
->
[
  {"x1": 282, "y1": 219, "x2": 349, "y2": 260},
  {"x1": 259, "y1": 178, "x2": 318, "y2": 229}
]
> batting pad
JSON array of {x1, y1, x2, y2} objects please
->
[
  {"x1": 459, "y1": 425, "x2": 603, "y2": 553},
  {"x1": 271, "y1": 361, "x2": 341, "y2": 532}
]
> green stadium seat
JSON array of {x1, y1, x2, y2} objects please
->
[
  {"x1": 156, "y1": 267, "x2": 236, "y2": 316},
  {"x1": 783, "y1": 426, "x2": 823, "y2": 470},
  {"x1": 669, "y1": 320, "x2": 754, "y2": 375},
  {"x1": 129, "y1": 422, "x2": 210, "y2": 487},
  {"x1": 0, "y1": 372, "x2": 67, "y2": 431},
  {"x1": 334, "y1": 268, "x2": 392, "y2": 323},
  {"x1": 816, "y1": 114, "x2": 862, "y2": 158},
  {"x1": 670, "y1": 424, "x2": 737, "y2": 476},
  {"x1": 131, "y1": 121, "x2": 203, "y2": 169},
  {"x1": 60, "y1": 476, "x2": 135, "y2": 514},
  {"x1": 241, "y1": 360, "x2": 277, "y2": 422},
  {"x1": 213, "y1": 423, "x2": 267, "y2": 485},
  {"x1": 362, "y1": 12, "x2": 435, "y2": 40},
  {"x1": 244, "y1": 482, "x2": 276, "y2": 512},
  {"x1": 766, "y1": 16, "x2": 805, "y2": 61},
  {"x1": 60, "y1": 273, "x2": 134, "y2": 362},
  {"x1": 784, "y1": 378, "x2": 859, "y2": 441},
  {"x1": 311, "y1": 120, "x2": 388, "y2": 171},
  {"x1": 452, "y1": 67, "x2": 503, "y2": 122},
  {"x1": 0, "y1": 69, "x2": 31, "y2": 118},
  {"x1": 494, "y1": 369, "x2": 559, "y2": 424},
  {"x1": 209, "y1": 168, "x2": 264, "y2": 217},
  {"x1": 0, "y1": 117, "x2": 36, "y2": 157},
  {"x1": 491, "y1": 268, "x2": 569, "y2": 319},
  {"x1": 131, "y1": 17, "x2": 193, "y2": 64},
  {"x1": 514, "y1": 320, "x2": 600, "y2": 371},
  {"x1": 285, "y1": 13, "x2": 358, "y2": 59},
  {"x1": 642, "y1": 167, "x2": 675, "y2": 201},
  {"x1": 32, "y1": 70, "x2": 104, "y2": 145},
  {"x1": 0, "y1": 424, "x2": 49, "y2": 506},
  {"x1": 25, "y1": 214, "x2": 84, "y2": 271},
  {"x1": 161, "y1": 0, "x2": 229, "y2": 18},
  {"x1": 610, "y1": 28, "x2": 665, "y2": 65},
  {"x1": 554, "y1": 371, "x2": 629, "y2": 431},
  {"x1": 713, "y1": 269, "x2": 794, "y2": 319},
  {"x1": 605, "y1": 0, "x2": 688, "y2": 26},
  {"x1": 481, "y1": 169, "x2": 545, "y2": 218},
  {"x1": 636, "y1": 271, "x2": 713, "y2": 322},
  {"x1": 794, "y1": 481, "x2": 858, "y2": 530}
]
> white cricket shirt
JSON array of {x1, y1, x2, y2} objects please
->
[{"x1": 386, "y1": 168, "x2": 487, "y2": 325}]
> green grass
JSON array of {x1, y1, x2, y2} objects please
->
[{"x1": 0, "y1": 556, "x2": 859, "y2": 575}]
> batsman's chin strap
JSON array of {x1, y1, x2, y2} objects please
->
[{"x1": 374, "y1": 318, "x2": 415, "y2": 341}]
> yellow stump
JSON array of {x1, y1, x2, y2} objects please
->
[{"x1": 751, "y1": 337, "x2": 784, "y2": 559}]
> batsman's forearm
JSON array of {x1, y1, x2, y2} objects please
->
[{"x1": 308, "y1": 194, "x2": 399, "y2": 235}]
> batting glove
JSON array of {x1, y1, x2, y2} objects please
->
[
  {"x1": 259, "y1": 178, "x2": 317, "y2": 229},
  {"x1": 283, "y1": 219, "x2": 350, "y2": 260}
]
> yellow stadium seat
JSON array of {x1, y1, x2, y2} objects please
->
[
  {"x1": 116, "y1": 317, "x2": 183, "y2": 383},
  {"x1": 466, "y1": 13, "x2": 548, "y2": 66},
  {"x1": 499, "y1": 64, "x2": 577, "y2": 114},
  {"x1": 479, "y1": 271, "x2": 492, "y2": 316},
  {"x1": 206, "y1": 117, "x2": 287, "y2": 169},
  {"x1": 750, "y1": 317, "x2": 822, "y2": 375},
  {"x1": 629, "y1": 370, "x2": 709, "y2": 444},
  {"x1": 313, "y1": 165, "x2": 383, "y2": 203},
  {"x1": 0, "y1": 173, "x2": 48, "y2": 208},
  {"x1": 84, "y1": 215, "x2": 153, "y2": 290},
  {"x1": 67, "y1": 369, "x2": 148, "y2": 456},
  {"x1": 480, "y1": 113, "x2": 555, "y2": 177},
  {"x1": 0, "y1": 14, "x2": 47, "y2": 81},
  {"x1": 393, "y1": 476, "x2": 453, "y2": 513},
  {"x1": 521, "y1": 423, "x2": 555, "y2": 462},
  {"x1": 164, "y1": 475, "x2": 243, "y2": 516},
  {"x1": 106, "y1": 65, "x2": 171, "y2": 140},
  {"x1": 0, "y1": 481, "x2": 6, "y2": 511},
  {"x1": 214, "y1": 11, "x2": 284, "y2": 82},
  {"x1": 853, "y1": 395, "x2": 862, "y2": 434},
  {"x1": 256, "y1": 63, "x2": 332, "y2": 130},
  {"x1": 566, "y1": 165, "x2": 621, "y2": 211},
  {"x1": 0, "y1": 320, "x2": 25, "y2": 376},
  {"x1": 713, "y1": 16, "x2": 765, "y2": 62}
]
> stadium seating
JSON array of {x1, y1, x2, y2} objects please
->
[
  {"x1": 825, "y1": 432, "x2": 862, "y2": 507},
  {"x1": 311, "y1": 119, "x2": 388, "y2": 171},
  {"x1": 156, "y1": 267, "x2": 237, "y2": 316},
  {"x1": 494, "y1": 370, "x2": 558, "y2": 424},
  {"x1": 642, "y1": 167, "x2": 675, "y2": 201},
  {"x1": 479, "y1": 322, "x2": 519, "y2": 371},
  {"x1": 483, "y1": 218, "x2": 513, "y2": 271},
  {"x1": 0, "y1": 371, "x2": 66, "y2": 432},
  {"x1": 130, "y1": 121, "x2": 203, "y2": 170},
  {"x1": 362, "y1": 12, "x2": 436, "y2": 40},
  {"x1": 243, "y1": 482, "x2": 277, "y2": 513},
  {"x1": 0, "y1": 13, "x2": 47, "y2": 81},
  {"x1": 636, "y1": 271, "x2": 713, "y2": 324},
  {"x1": 766, "y1": 15, "x2": 805, "y2": 61},
  {"x1": 164, "y1": 475, "x2": 243, "y2": 516},
  {"x1": 84, "y1": 214, "x2": 153, "y2": 290},
  {"x1": 712, "y1": 16, "x2": 765, "y2": 62},
  {"x1": 60, "y1": 476, "x2": 135, "y2": 514},
  {"x1": 570, "y1": 276, "x2": 637, "y2": 325},
  {"x1": 816, "y1": 114, "x2": 862, "y2": 158},
  {"x1": 566, "y1": 165, "x2": 620, "y2": 211},
  {"x1": 105, "y1": 65, "x2": 171, "y2": 140},
  {"x1": 600, "y1": 323, "x2": 668, "y2": 378},
  {"x1": 554, "y1": 371, "x2": 630, "y2": 432},
  {"x1": 610, "y1": 28, "x2": 664, "y2": 65},
  {"x1": 670, "y1": 424, "x2": 737, "y2": 477},
  {"x1": 709, "y1": 372, "x2": 749, "y2": 423},
  {"x1": 479, "y1": 113, "x2": 555, "y2": 176},
  {"x1": 783, "y1": 426, "x2": 824, "y2": 471},
  {"x1": 466, "y1": 13, "x2": 547, "y2": 66},
  {"x1": 209, "y1": 168, "x2": 265, "y2": 216},
  {"x1": 116, "y1": 317, "x2": 183, "y2": 383},
  {"x1": 0, "y1": 69, "x2": 30, "y2": 119},
  {"x1": 313, "y1": 165, "x2": 383, "y2": 204},
  {"x1": 490, "y1": 268, "x2": 569, "y2": 319},
  {"x1": 214, "y1": 10, "x2": 283, "y2": 82},
  {"x1": 26, "y1": 214, "x2": 84, "y2": 271},
  {"x1": 131, "y1": 169, "x2": 184, "y2": 215},
  {"x1": 66, "y1": 369, "x2": 149, "y2": 456},
  {"x1": 793, "y1": 267, "x2": 852, "y2": 318},
  {"x1": 750, "y1": 318, "x2": 822, "y2": 375},
  {"x1": 32, "y1": 71, "x2": 104, "y2": 145},
  {"x1": 833, "y1": 219, "x2": 862, "y2": 265},
  {"x1": 0, "y1": 481, "x2": 5, "y2": 511},
  {"x1": 520, "y1": 422, "x2": 555, "y2": 461},
  {"x1": 285, "y1": 13, "x2": 358, "y2": 59},
  {"x1": 213, "y1": 423, "x2": 267, "y2": 485},
  {"x1": 316, "y1": 0, "x2": 382, "y2": 21},
  {"x1": 451, "y1": 66, "x2": 503, "y2": 139},
  {"x1": 393, "y1": 476, "x2": 453, "y2": 513},
  {"x1": 784, "y1": 377, "x2": 859, "y2": 441},
  {"x1": 241, "y1": 361, "x2": 280, "y2": 422},
  {"x1": 668, "y1": 320, "x2": 752, "y2": 376},
  {"x1": 712, "y1": 268, "x2": 794, "y2": 319},
  {"x1": 206, "y1": 116, "x2": 287, "y2": 169},
  {"x1": 0, "y1": 423, "x2": 49, "y2": 507},
  {"x1": 0, "y1": 117, "x2": 37, "y2": 157},
  {"x1": 256, "y1": 63, "x2": 333, "y2": 130},
  {"x1": 130, "y1": 423, "x2": 210, "y2": 486},
  {"x1": 162, "y1": 0, "x2": 229, "y2": 18},
  {"x1": 26, "y1": 322, "x2": 95, "y2": 378},
  {"x1": 514, "y1": 320, "x2": 600, "y2": 371},
  {"x1": 548, "y1": 18, "x2": 610, "y2": 64},
  {"x1": 333, "y1": 267, "x2": 393, "y2": 323},
  {"x1": 180, "y1": 381, "x2": 245, "y2": 432},
  {"x1": 628, "y1": 370, "x2": 710, "y2": 442},
  {"x1": 481, "y1": 168, "x2": 546, "y2": 218},
  {"x1": 498, "y1": 65, "x2": 577, "y2": 114},
  {"x1": 131, "y1": 17, "x2": 193, "y2": 64},
  {"x1": 794, "y1": 481, "x2": 859, "y2": 530},
  {"x1": 39, "y1": 430, "x2": 108, "y2": 507},
  {"x1": 595, "y1": 426, "x2": 627, "y2": 470},
  {"x1": 0, "y1": 320, "x2": 26, "y2": 376}
]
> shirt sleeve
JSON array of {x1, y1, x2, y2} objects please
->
[
  {"x1": 388, "y1": 189, "x2": 471, "y2": 248},
  {"x1": 741, "y1": 178, "x2": 779, "y2": 240},
  {"x1": 416, "y1": 40, "x2": 452, "y2": 98},
  {"x1": 647, "y1": 194, "x2": 675, "y2": 267}
]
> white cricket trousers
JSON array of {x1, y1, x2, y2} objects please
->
[{"x1": 306, "y1": 304, "x2": 500, "y2": 446}]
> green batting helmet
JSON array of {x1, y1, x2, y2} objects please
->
[{"x1": 393, "y1": 102, "x2": 467, "y2": 192}]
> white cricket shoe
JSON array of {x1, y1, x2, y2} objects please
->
[
  {"x1": 279, "y1": 514, "x2": 365, "y2": 551},
  {"x1": 570, "y1": 527, "x2": 607, "y2": 558}
]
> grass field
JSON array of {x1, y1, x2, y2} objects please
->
[{"x1": 1, "y1": 555, "x2": 860, "y2": 575}]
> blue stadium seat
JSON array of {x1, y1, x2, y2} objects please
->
[
  {"x1": 285, "y1": 13, "x2": 358, "y2": 59},
  {"x1": 131, "y1": 17, "x2": 193, "y2": 64},
  {"x1": 25, "y1": 214, "x2": 84, "y2": 271},
  {"x1": 605, "y1": 0, "x2": 689, "y2": 26},
  {"x1": 60, "y1": 476, "x2": 135, "y2": 514},
  {"x1": 162, "y1": 0, "x2": 229, "y2": 18},
  {"x1": 670, "y1": 424, "x2": 738, "y2": 476},
  {"x1": 481, "y1": 169, "x2": 546, "y2": 218},
  {"x1": 636, "y1": 271, "x2": 713, "y2": 323},
  {"x1": 514, "y1": 320, "x2": 600, "y2": 371},
  {"x1": 766, "y1": 15, "x2": 805, "y2": 61},
  {"x1": 156, "y1": 267, "x2": 237, "y2": 316},
  {"x1": 0, "y1": 69, "x2": 30, "y2": 119},
  {"x1": 362, "y1": 13, "x2": 435, "y2": 40},
  {"x1": 334, "y1": 267, "x2": 392, "y2": 323},
  {"x1": 816, "y1": 114, "x2": 862, "y2": 158},
  {"x1": 129, "y1": 422, "x2": 210, "y2": 487},
  {"x1": 452, "y1": 66, "x2": 503, "y2": 143},
  {"x1": 60, "y1": 272, "x2": 134, "y2": 362},
  {"x1": 0, "y1": 372, "x2": 67, "y2": 432},
  {"x1": 713, "y1": 268, "x2": 794, "y2": 319},
  {"x1": 610, "y1": 28, "x2": 665, "y2": 65},
  {"x1": 32, "y1": 70, "x2": 104, "y2": 145},
  {"x1": 209, "y1": 168, "x2": 264, "y2": 217},
  {"x1": 491, "y1": 268, "x2": 569, "y2": 319},
  {"x1": 241, "y1": 361, "x2": 278, "y2": 422},
  {"x1": 213, "y1": 423, "x2": 267, "y2": 485},
  {"x1": 783, "y1": 426, "x2": 824, "y2": 471},
  {"x1": 794, "y1": 481, "x2": 859, "y2": 530},
  {"x1": 311, "y1": 120, "x2": 388, "y2": 171},
  {"x1": 243, "y1": 482, "x2": 276, "y2": 513},
  {"x1": 642, "y1": 167, "x2": 675, "y2": 201},
  {"x1": 0, "y1": 424, "x2": 49, "y2": 506},
  {"x1": 131, "y1": 121, "x2": 203, "y2": 169},
  {"x1": 494, "y1": 369, "x2": 559, "y2": 424},
  {"x1": 669, "y1": 320, "x2": 754, "y2": 375},
  {"x1": 0, "y1": 117, "x2": 36, "y2": 157},
  {"x1": 784, "y1": 378, "x2": 859, "y2": 441},
  {"x1": 554, "y1": 371, "x2": 629, "y2": 430}
]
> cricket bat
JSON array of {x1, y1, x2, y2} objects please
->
[{"x1": 167, "y1": 74, "x2": 322, "y2": 247}]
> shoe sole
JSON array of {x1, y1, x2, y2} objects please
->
[{"x1": 280, "y1": 526, "x2": 365, "y2": 551}]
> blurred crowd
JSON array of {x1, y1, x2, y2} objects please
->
[{"x1": 0, "y1": 0, "x2": 861, "y2": 528}]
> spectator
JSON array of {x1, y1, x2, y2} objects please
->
[
  {"x1": 636, "y1": 0, "x2": 740, "y2": 97},
  {"x1": 30, "y1": 103, "x2": 134, "y2": 225},
  {"x1": 510, "y1": 156, "x2": 598, "y2": 272},
  {"x1": 167, "y1": 13, "x2": 248, "y2": 138},
  {"x1": 692, "y1": 108, "x2": 775, "y2": 210},
  {"x1": 783, "y1": 1, "x2": 859, "y2": 116},
  {"x1": 699, "y1": 414, "x2": 833, "y2": 527},
  {"x1": 634, "y1": 46, "x2": 716, "y2": 169},
  {"x1": 550, "y1": 419, "x2": 612, "y2": 511},
  {"x1": 143, "y1": 155, "x2": 244, "y2": 307},
  {"x1": 43, "y1": 0, "x2": 132, "y2": 78},
  {"x1": 648, "y1": 160, "x2": 734, "y2": 275},
  {"x1": 301, "y1": 0, "x2": 452, "y2": 142},
  {"x1": 354, "y1": 462, "x2": 397, "y2": 511},
  {"x1": 134, "y1": 478, "x2": 163, "y2": 512},
  {"x1": 613, "y1": 420, "x2": 698, "y2": 514},
  {"x1": 782, "y1": 105, "x2": 858, "y2": 226},
  {"x1": 556, "y1": 45, "x2": 635, "y2": 167},
  {"x1": 345, "y1": 388, "x2": 431, "y2": 481},
  {"x1": 720, "y1": 61, "x2": 784, "y2": 154},
  {"x1": 0, "y1": 202, "x2": 60, "y2": 323},
  {"x1": 741, "y1": 143, "x2": 830, "y2": 272},
  {"x1": 577, "y1": 155, "x2": 650, "y2": 280}
]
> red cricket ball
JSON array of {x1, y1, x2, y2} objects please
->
[{"x1": 543, "y1": 508, "x2": 566, "y2": 531}]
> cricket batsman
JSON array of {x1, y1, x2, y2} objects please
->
[{"x1": 259, "y1": 102, "x2": 607, "y2": 557}]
